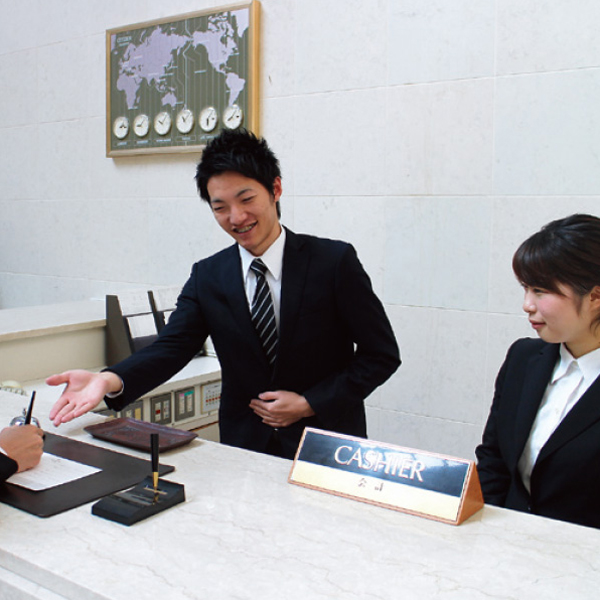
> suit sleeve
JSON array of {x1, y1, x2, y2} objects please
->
[
  {"x1": 475, "y1": 344, "x2": 515, "y2": 507},
  {"x1": 303, "y1": 244, "x2": 400, "y2": 424},
  {"x1": 105, "y1": 265, "x2": 208, "y2": 410},
  {"x1": 0, "y1": 453, "x2": 18, "y2": 482}
]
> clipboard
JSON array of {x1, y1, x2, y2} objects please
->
[{"x1": 0, "y1": 433, "x2": 174, "y2": 517}]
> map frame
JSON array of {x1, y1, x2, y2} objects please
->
[{"x1": 106, "y1": 1, "x2": 260, "y2": 157}]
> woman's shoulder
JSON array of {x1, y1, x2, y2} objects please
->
[{"x1": 506, "y1": 337, "x2": 555, "y2": 362}]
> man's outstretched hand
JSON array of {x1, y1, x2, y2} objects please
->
[{"x1": 47, "y1": 370, "x2": 122, "y2": 426}]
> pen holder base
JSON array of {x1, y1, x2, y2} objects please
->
[{"x1": 92, "y1": 476, "x2": 185, "y2": 525}]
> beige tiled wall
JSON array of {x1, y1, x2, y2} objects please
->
[{"x1": 1, "y1": 0, "x2": 600, "y2": 460}]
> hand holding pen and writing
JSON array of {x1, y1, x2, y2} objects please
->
[
  {"x1": 47, "y1": 370, "x2": 123, "y2": 427},
  {"x1": 0, "y1": 426, "x2": 44, "y2": 472},
  {"x1": 1, "y1": 392, "x2": 44, "y2": 472}
]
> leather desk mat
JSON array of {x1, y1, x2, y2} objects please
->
[{"x1": 0, "y1": 433, "x2": 174, "y2": 517}]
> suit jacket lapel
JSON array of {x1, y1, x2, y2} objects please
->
[
  {"x1": 538, "y1": 372, "x2": 600, "y2": 462},
  {"x1": 219, "y1": 244, "x2": 267, "y2": 363},
  {"x1": 277, "y1": 229, "x2": 309, "y2": 365},
  {"x1": 513, "y1": 343, "x2": 560, "y2": 464}
]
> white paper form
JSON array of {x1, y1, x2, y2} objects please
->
[{"x1": 7, "y1": 453, "x2": 101, "y2": 491}]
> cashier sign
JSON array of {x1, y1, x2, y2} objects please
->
[{"x1": 288, "y1": 428, "x2": 483, "y2": 525}]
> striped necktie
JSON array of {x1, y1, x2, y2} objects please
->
[{"x1": 250, "y1": 258, "x2": 278, "y2": 367}]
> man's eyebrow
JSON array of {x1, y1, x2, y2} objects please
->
[{"x1": 210, "y1": 187, "x2": 255, "y2": 204}]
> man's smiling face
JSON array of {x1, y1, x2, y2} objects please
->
[{"x1": 208, "y1": 171, "x2": 282, "y2": 257}]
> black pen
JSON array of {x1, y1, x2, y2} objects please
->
[
  {"x1": 24, "y1": 391, "x2": 36, "y2": 425},
  {"x1": 151, "y1": 433, "x2": 159, "y2": 496}
]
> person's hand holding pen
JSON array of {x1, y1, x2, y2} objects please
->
[
  {"x1": 0, "y1": 426, "x2": 43, "y2": 472},
  {"x1": 1, "y1": 391, "x2": 44, "y2": 472}
]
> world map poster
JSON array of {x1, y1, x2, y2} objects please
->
[{"x1": 107, "y1": 2, "x2": 259, "y2": 156}]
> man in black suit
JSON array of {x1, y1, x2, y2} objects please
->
[
  {"x1": 48, "y1": 130, "x2": 400, "y2": 458},
  {"x1": 0, "y1": 425, "x2": 44, "y2": 481}
]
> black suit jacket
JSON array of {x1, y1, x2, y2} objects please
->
[
  {"x1": 476, "y1": 337, "x2": 600, "y2": 528},
  {"x1": 107, "y1": 229, "x2": 400, "y2": 458},
  {"x1": 0, "y1": 454, "x2": 18, "y2": 482}
]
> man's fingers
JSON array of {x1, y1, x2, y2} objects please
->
[
  {"x1": 48, "y1": 396, "x2": 69, "y2": 420},
  {"x1": 46, "y1": 372, "x2": 70, "y2": 387},
  {"x1": 51, "y1": 398, "x2": 78, "y2": 425}
]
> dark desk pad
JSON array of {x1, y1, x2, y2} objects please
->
[{"x1": 0, "y1": 433, "x2": 174, "y2": 517}]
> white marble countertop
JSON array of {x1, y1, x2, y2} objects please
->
[
  {"x1": 1, "y1": 388, "x2": 599, "y2": 600},
  {"x1": 0, "y1": 300, "x2": 105, "y2": 342}
]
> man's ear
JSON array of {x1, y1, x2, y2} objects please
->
[{"x1": 272, "y1": 176, "x2": 283, "y2": 202}]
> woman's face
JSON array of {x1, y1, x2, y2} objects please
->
[{"x1": 522, "y1": 283, "x2": 600, "y2": 358}]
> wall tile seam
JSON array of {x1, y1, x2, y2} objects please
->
[
  {"x1": 386, "y1": 305, "x2": 525, "y2": 317},
  {"x1": 366, "y1": 408, "x2": 482, "y2": 428},
  {"x1": 0, "y1": 197, "x2": 40, "y2": 202},
  {"x1": 0, "y1": 272, "x2": 159, "y2": 285},
  {"x1": 0, "y1": 48, "x2": 38, "y2": 58},
  {"x1": 389, "y1": 76, "x2": 496, "y2": 88},
  {"x1": 0, "y1": 36, "x2": 97, "y2": 55},
  {"x1": 489, "y1": 193, "x2": 600, "y2": 198},
  {"x1": 491, "y1": 194, "x2": 600, "y2": 199},
  {"x1": 0, "y1": 117, "x2": 99, "y2": 129},
  {"x1": 494, "y1": 65, "x2": 600, "y2": 79},
  {"x1": 264, "y1": 67, "x2": 600, "y2": 101},
  {"x1": 265, "y1": 79, "x2": 494, "y2": 99},
  {"x1": 290, "y1": 194, "x2": 499, "y2": 199}
]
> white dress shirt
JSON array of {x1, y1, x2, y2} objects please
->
[
  {"x1": 238, "y1": 226, "x2": 285, "y2": 331},
  {"x1": 518, "y1": 343, "x2": 600, "y2": 492}
]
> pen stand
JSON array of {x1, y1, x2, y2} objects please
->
[
  {"x1": 92, "y1": 476, "x2": 185, "y2": 525},
  {"x1": 9, "y1": 408, "x2": 41, "y2": 428}
]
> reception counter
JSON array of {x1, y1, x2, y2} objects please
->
[{"x1": 1, "y1": 388, "x2": 599, "y2": 600}]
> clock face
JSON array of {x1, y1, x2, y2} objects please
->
[
  {"x1": 133, "y1": 114, "x2": 150, "y2": 137},
  {"x1": 199, "y1": 106, "x2": 218, "y2": 132},
  {"x1": 113, "y1": 116, "x2": 129, "y2": 139},
  {"x1": 223, "y1": 104, "x2": 243, "y2": 130},
  {"x1": 154, "y1": 111, "x2": 172, "y2": 136},
  {"x1": 176, "y1": 108, "x2": 194, "y2": 134}
]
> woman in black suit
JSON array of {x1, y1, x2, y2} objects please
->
[{"x1": 476, "y1": 214, "x2": 600, "y2": 528}]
